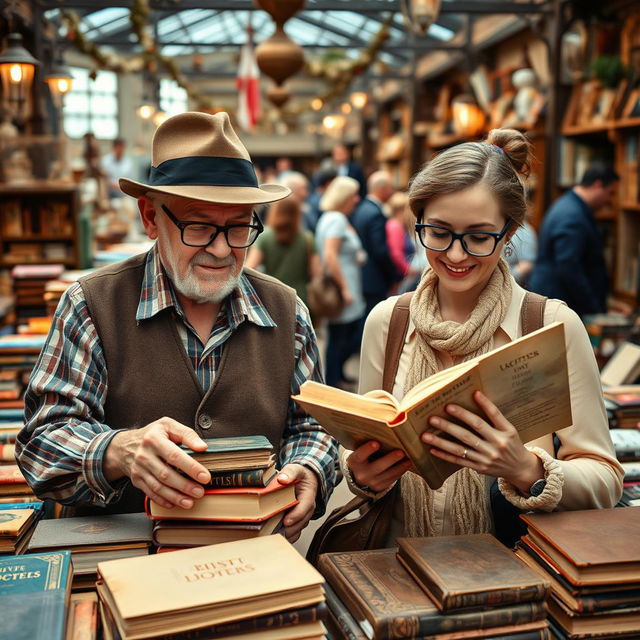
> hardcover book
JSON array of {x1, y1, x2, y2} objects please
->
[
  {"x1": 182, "y1": 436, "x2": 274, "y2": 471},
  {"x1": 396, "y1": 534, "x2": 550, "y2": 612},
  {"x1": 145, "y1": 476, "x2": 297, "y2": 522},
  {"x1": 0, "y1": 551, "x2": 73, "y2": 640},
  {"x1": 317, "y1": 548, "x2": 546, "y2": 640},
  {"x1": 293, "y1": 322, "x2": 570, "y2": 489},
  {"x1": 66, "y1": 592, "x2": 99, "y2": 640},
  {"x1": 96, "y1": 535, "x2": 325, "y2": 640},
  {"x1": 152, "y1": 511, "x2": 284, "y2": 547},
  {"x1": 601, "y1": 343, "x2": 640, "y2": 386},
  {"x1": 520, "y1": 508, "x2": 640, "y2": 586},
  {"x1": 0, "y1": 465, "x2": 32, "y2": 496},
  {"x1": 204, "y1": 463, "x2": 277, "y2": 489},
  {"x1": 514, "y1": 545, "x2": 640, "y2": 615},
  {"x1": 548, "y1": 596, "x2": 640, "y2": 637}
]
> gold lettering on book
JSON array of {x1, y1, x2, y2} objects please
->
[
  {"x1": 184, "y1": 557, "x2": 256, "y2": 582},
  {"x1": 0, "y1": 564, "x2": 41, "y2": 581}
]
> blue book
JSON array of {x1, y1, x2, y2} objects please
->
[
  {"x1": 0, "y1": 501, "x2": 43, "y2": 512},
  {"x1": 0, "y1": 551, "x2": 72, "y2": 640}
]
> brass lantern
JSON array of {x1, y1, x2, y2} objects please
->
[
  {"x1": 0, "y1": 33, "x2": 39, "y2": 120},
  {"x1": 451, "y1": 94, "x2": 486, "y2": 138},
  {"x1": 45, "y1": 58, "x2": 74, "y2": 107}
]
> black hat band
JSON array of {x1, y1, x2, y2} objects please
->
[{"x1": 149, "y1": 156, "x2": 259, "y2": 188}]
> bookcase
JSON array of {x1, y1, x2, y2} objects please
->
[{"x1": 0, "y1": 183, "x2": 85, "y2": 269}]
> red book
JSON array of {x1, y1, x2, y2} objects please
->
[{"x1": 145, "y1": 476, "x2": 297, "y2": 522}]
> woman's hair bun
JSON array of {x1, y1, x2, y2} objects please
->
[{"x1": 486, "y1": 128, "x2": 532, "y2": 178}]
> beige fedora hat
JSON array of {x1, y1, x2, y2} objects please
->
[{"x1": 119, "y1": 111, "x2": 290, "y2": 205}]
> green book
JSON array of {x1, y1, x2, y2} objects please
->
[
  {"x1": 0, "y1": 550, "x2": 73, "y2": 640},
  {"x1": 181, "y1": 436, "x2": 275, "y2": 472}
]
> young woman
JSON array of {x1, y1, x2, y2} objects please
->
[
  {"x1": 246, "y1": 196, "x2": 319, "y2": 305},
  {"x1": 314, "y1": 176, "x2": 366, "y2": 388},
  {"x1": 343, "y1": 128, "x2": 623, "y2": 544}
]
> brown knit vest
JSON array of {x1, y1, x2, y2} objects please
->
[{"x1": 75, "y1": 252, "x2": 296, "y2": 514}]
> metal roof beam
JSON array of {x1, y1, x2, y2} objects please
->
[{"x1": 40, "y1": 1, "x2": 552, "y2": 13}]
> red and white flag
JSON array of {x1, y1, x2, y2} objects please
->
[{"x1": 236, "y1": 29, "x2": 261, "y2": 132}]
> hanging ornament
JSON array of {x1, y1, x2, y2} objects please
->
[
  {"x1": 253, "y1": 0, "x2": 305, "y2": 28},
  {"x1": 255, "y1": 27, "x2": 304, "y2": 86},
  {"x1": 266, "y1": 83, "x2": 291, "y2": 108},
  {"x1": 399, "y1": 0, "x2": 441, "y2": 36}
]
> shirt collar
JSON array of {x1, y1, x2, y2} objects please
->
[{"x1": 136, "y1": 244, "x2": 277, "y2": 329}]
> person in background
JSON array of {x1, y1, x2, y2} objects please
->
[
  {"x1": 275, "y1": 156, "x2": 294, "y2": 181},
  {"x1": 342, "y1": 129, "x2": 622, "y2": 545},
  {"x1": 305, "y1": 167, "x2": 337, "y2": 233},
  {"x1": 314, "y1": 176, "x2": 366, "y2": 389},
  {"x1": 246, "y1": 196, "x2": 320, "y2": 306},
  {"x1": 331, "y1": 143, "x2": 367, "y2": 200},
  {"x1": 504, "y1": 218, "x2": 537, "y2": 288},
  {"x1": 16, "y1": 112, "x2": 338, "y2": 543},
  {"x1": 529, "y1": 164, "x2": 618, "y2": 316},
  {"x1": 385, "y1": 191, "x2": 418, "y2": 293},
  {"x1": 351, "y1": 171, "x2": 401, "y2": 316},
  {"x1": 102, "y1": 138, "x2": 134, "y2": 201}
]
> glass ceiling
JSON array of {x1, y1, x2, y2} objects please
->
[{"x1": 44, "y1": 2, "x2": 461, "y2": 68}]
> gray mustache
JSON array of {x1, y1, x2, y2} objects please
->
[{"x1": 191, "y1": 256, "x2": 235, "y2": 268}]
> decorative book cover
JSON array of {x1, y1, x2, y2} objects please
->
[
  {"x1": 181, "y1": 436, "x2": 274, "y2": 471},
  {"x1": 0, "y1": 550, "x2": 73, "y2": 640},
  {"x1": 96, "y1": 535, "x2": 325, "y2": 639},
  {"x1": 318, "y1": 548, "x2": 546, "y2": 640},
  {"x1": 520, "y1": 508, "x2": 640, "y2": 586},
  {"x1": 28, "y1": 512, "x2": 153, "y2": 552},
  {"x1": 396, "y1": 534, "x2": 550, "y2": 612},
  {"x1": 0, "y1": 508, "x2": 34, "y2": 536},
  {"x1": 204, "y1": 463, "x2": 277, "y2": 489},
  {"x1": 145, "y1": 476, "x2": 297, "y2": 522}
]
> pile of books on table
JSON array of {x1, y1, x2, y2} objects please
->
[
  {"x1": 11, "y1": 263, "x2": 65, "y2": 325},
  {"x1": 97, "y1": 534, "x2": 327, "y2": 639},
  {"x1": 0, "y1": 464, "x2": 36, "y2": 503},
  {"x1": 146, "y1": 436, "x2": 292, "y2": 551},
  {"x1": 515, "y1": 508, "x2": 640, "y2": 639},
  {"x1": 0, "y1": 500, "x2": 43, "y2": 555},
  {"x1": 26, "y1": 512, "x2": 153, "y2": 590},
  {"x1": 319, "y1": 533, "x2": 551, "y2": 639}
]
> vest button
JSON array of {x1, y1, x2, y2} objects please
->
[{"x1": 197, "y1": 414, "x2": 213, "y2": 430}]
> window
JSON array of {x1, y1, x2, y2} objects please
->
[
  {"x1": 63, "y1": 67, "x2": 119, "y2": 139},
  {"x1": 160, "y1": 78, "x2": 188, "y2": 117}
]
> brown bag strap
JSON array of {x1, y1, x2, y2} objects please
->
[
  {"x1": 520, "y1": 291, "x2": 547, "y2": 335},
  {"x1": 382, "y1": 292, "x2": 414, "y2": 393}
]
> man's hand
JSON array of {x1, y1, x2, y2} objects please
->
[
  {"x1": 104, "y1": 417, "x2": 211, "y2": 509},
  {"x1": 277, "y1": 464, "x2": 319, "y2": 543}
]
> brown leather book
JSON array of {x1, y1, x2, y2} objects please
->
[
  {"x1": 396, "y1": 534, "x2": 550, "y2": 612},
  {"x1": 317, "y1": 548, "x2": 546, "y2": 640},
  {"x1": 520, "y1": 508, "x2": 640, "y2": 587},
  {"x1": 548, "y1": 596, "x2": 640, "y2": 637}
]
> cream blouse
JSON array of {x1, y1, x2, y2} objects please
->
[{"x1": 342, "y1": 280, "x2": 623, "y2": 536}]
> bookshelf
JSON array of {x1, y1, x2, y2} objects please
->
[{"x1": 0, "y1": 183, "x2": 85, "y2": 269}]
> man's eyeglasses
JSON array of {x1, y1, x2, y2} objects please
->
[
  {"x1": 161, "y1": 204, "x2": 263, "y2": 249},
  {"x1": 414, "y1": 217, "x2": 512, "y2": 257}
]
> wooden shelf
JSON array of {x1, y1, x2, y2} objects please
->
[
  {"x1": 618, "y1": 203, "x2": 640, "y2": 212},
  {"x1": 3, "y1": 235, "x2": 73, "y2": 242},
  {"x1": 562, "y1": 122, "x2": 613, "y2": 136},
  {"x1": 615, "y1": 117, "x2": 640, "y2": 130}
]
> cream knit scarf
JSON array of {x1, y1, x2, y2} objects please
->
[{"x1": 401, "y1": 259, "x2": 512, "y2": 537}]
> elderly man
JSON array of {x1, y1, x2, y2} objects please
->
[{"x1": 16, "y1": 112, "x2": 338, "y2": 542}]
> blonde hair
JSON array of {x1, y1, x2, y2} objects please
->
[
  {"x1": 319, "y1": 175, "x2": 360, "y2": 212},
  {"x1": 408, "y1": 128, "x2": 532, "y2": 227}
]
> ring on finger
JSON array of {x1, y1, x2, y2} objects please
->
[{"x1": 462, "y1": 448, "x2": 468, "y2": 459}]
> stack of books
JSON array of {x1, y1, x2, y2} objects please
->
[
  {"x1": 27, "y1": 512, "x2": 153, "y2": 590},
  {"x1": 1, "y1": 549, "x2": 73, "y2": 640},
  {"x1": 97, "y1": 534, "x2": 327, "y2": 639},
  {"x1": 604, "y1": 387, "x2": 640, "y2": 430},
  {"x1": 0, "y1": 500, "x2": 43, "y2": 555},
  {"x1": 0, "y1": 464, "x2": 36, "y2": 504},
  {"x1": 515, "y1": 508, "x2": 640, "y2": 639},
  {"x1": 10, "y1": 263, "x2": 65, "y2": 325},
  {"x1": 43, "y1": 268, "x2": 94, "y2": 316},
  {"x1": 146, "y1": 436, "x2": 293, "y2": 550},
  {"x1": 319, "y1": 534, "x2": 551, "y2": 640}
]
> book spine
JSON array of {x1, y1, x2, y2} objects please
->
[
  {"x1": 443, "y1": 584, "x2": 549, "y2": 611},
  {"x1": 70, "y1": 598, "x2": 98, "y2": 640},
  {"x1": 0, "y1": 444, "x2": 16, "y2": 461},
  {"x1": 149, "y1": 603, "x2": 327, "y2": 640},
  {"x1": 324, "y1": 583, "x2": 368, "y2": 640},
  {"x1": 204, "y1": 468, "x2": 268, "y2": 488}
]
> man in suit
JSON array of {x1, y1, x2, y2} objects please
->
[
  {"x1": 16, "y1": 113, "x2": 338, "y2": 542},
  {"x1": 332, "y1": 143, "x2": 367, "y2": 200},
  {"x1": 529, "y1": 164, "x2": 618, "y2": 316},
  {"x1": 351, "y1": 171, "x2": 400, "y2": 317}
]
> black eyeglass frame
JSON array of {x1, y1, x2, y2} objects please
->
[
  {"x1": 161, "y1": 204, "x2": 264, "y2": 249},
  {"x1": 414, "y1": 216, "x2": 513, "y2": 257}
]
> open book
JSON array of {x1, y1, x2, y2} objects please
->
[{"x1": 293, "y1": 322, "x2": 572, "y2": 490}]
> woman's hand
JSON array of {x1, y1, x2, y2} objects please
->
[
  {"x1": 341, "y1": 287, "x2": 354, "y2": 307},
  {"x1": 420, "y1": 390, "x2": 544, "y2": 494},
  {"x1": 347, "y1": 441, "x2": 412, "y2": 494}
]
